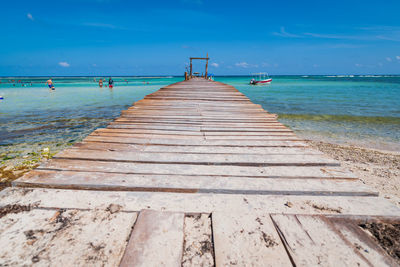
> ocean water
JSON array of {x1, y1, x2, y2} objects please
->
[
  {"x1": 0, "y1": 75, "x2": 399, "y2": 161},
  {"x1": 216, "y1": 75, "x2": 400, "y2": 151}
]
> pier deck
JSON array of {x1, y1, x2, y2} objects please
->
[{"x1": 1, "y1": 78, "x2": 399, "y2": 266}]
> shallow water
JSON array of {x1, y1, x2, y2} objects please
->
[
  {"x1": 0, "y1": 75, "x2": 399, "y2": 162},
  {"x1": 0, "y1": 77, "x2": 180, "y2": 159}
]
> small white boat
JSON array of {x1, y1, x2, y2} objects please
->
[{"x1": 250, "y1": 72, "x2": 272, "y2": 85}]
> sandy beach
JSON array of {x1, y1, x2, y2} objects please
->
[{"x1": 309, "y1": 140, "x2": 400, "y2": 207}]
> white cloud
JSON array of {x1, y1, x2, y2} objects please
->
[
  {"x1": 92, "y1": 64, "x2": 97, "y2": 67},
  {"x1": 271, "y1": 25, "x2": 400, "y2": 42},
  {"x1": 27, "y1": 13, "x2": 34, "y2": 21},
  {"x1": 235, "y1": 62, "x2": 259, "y2": 68},
  {"x1": 59, "y1": 62, "x2": 70, "y2": 67},
  {"x1": 273, "y1": 27, "x2": 301, "y2": 38},
  {"x1": 386, "y1": 57, "x2": 392, "y2": 62},
  {"x1": 396, "y1": 56, "x2": 400, "y2": 60},
  {"x1": 211, "y1": 63, "x2": 219, "y2": 67},
  {"x1": 235, "y1": 62, "x2": 250, "y2": 68},
  {"x1": 355, "y1": 63, "x2": 363, "y2": 67}
]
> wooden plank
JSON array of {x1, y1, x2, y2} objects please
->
[
  {"x1": 84, "y1": 136, "x2": 308, "y2": 147},
  {"x1": 204, "y1": 135, "x2": 298, "y2": 140},
  {"x1": 90, "y1": 132, "x2": 205, "y2": 140},
  {"x1": 74, "y1": 142, "x2": 323, "y2": 154},
  {"x1": 37, "y1": 159, "x2": 357, "y2": 179},
  {"x1": 54, "y1": 149, "x2": 339, "y2": 166},
  {"x1": 119, "y1": 210, "x2": 184, "y2": 267},
  {"x1": 108, "y1": 123, "x2": 201, "y2": 131},
  {"x1": 270, "y1": 214, "x2": 374, "y2": 266},
  {"x1": 95, "y1": 128, "x2": 204, "y2": 136},
  {"x1": 121, "y1": 112, "x2": 276, "y2": 118},
  {"x1": 94, "y1": 128, "x2": 293, "y2": 136},
  {"x1": 3, "y1": 188, "x2": 400, "y2": 216},
  {"x1": 15, "y1": 170, "x2": 376, "y2": 196},
  {"x1": 120, "y1": 114, "x2": 277, "y2": 120},
  {"x1": 109, "y1": 122, "x2": 286, "y2": 128},
  {"x1": 212, "y1": 211, "x2": 292, "y2": 266},
  {"x1": 90, "y1": 132, "x2": 298, "y2": 141}
]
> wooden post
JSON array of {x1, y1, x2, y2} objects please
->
[
  {"x1": 205, "y1": 53, "x2": 209, "y2": 79},
  {"x1": 189, "y1": 59, "x2": 193, "y2": 78}
]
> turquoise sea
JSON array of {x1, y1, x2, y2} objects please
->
[
  {"x1": 216, "y1": 75, "x2": 400, "y2": 151},
  {"x1": 0, "y1": 75, "x2": 399, "y2": 161}
]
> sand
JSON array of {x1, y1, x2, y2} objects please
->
[{"x1": 309, "y1": 141, "x2": 400, "y2": 208}]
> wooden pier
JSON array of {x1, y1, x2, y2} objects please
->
[{"x1": 1, "y1": 78, "x2": 399, "y2": 266}]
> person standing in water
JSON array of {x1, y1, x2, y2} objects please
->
[
  {"x1": 46, "y1": 78, "x2": 55, "y2": 90},
  {"x1": 99, "y1": 79, "x2": 103, "y2": 88},
  {"x1": 108, "y1": 77, "x2": 114, "y2": 88}
]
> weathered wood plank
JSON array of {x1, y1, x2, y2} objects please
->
[
  {"x1": 37, "y1": 159, "x2": 356, "y2": 179},
  {"x1": 119, "y1": 210, "x2": 184, "y2": 267},
  {"x1": 54, "y1": 149, "x2": 339, "y2": 166},
  {"x1": 15, "y1": 170, "x2": 376, "y2": 196},
  {"x1": 108, "y1": 123, "x2": 202, "y2": 131},
  {"x1": 94, "y1": 128, "x2": 293, "y2": 136},
  {"x1": 74, "y1": 142, "x2": 323, "y2": 154},
  {"x1": 90, "y1": 132, "x2": 298, "y2": 141},
  {"x1": 84, "y1": 136, "x2": 308, "y2": 147},
  {"x1": 90, "y1": 132, "x2": 205, "y2": 140},
  {"x1": 270, "y1": 214, "x2": 374, "y2": 266},
  {"x1": 3, "y1": 188, "x2": 400, "y2": 216}
]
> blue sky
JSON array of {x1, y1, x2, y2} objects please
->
[{"x1": 1, "y1": 0, "x2": 400, "y2": 75}]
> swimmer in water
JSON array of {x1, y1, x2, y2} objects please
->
[
  {"x1": 99, "y1": 79, "x2": 103, "y2": 88},
  {"x1": 108, "y1": 77, "x2": 114, "y2": 88},
  {"x1": 46, "y1": 78, "x2": 55, "y2": 90}
]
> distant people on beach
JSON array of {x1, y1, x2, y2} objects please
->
[
  {"x1": 99, "y1": 79, "x2": 103, "y2": 88},
  {"x1": 46, "y1": 78, "x2": 55, "y2": 90},
  {"x1": 108, "y1": 77, "x2": 114, "y2": 88}
]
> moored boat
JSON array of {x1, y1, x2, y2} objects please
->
[{"x1": 250, "y1": 72, "x2": 272, "y2": 85}]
